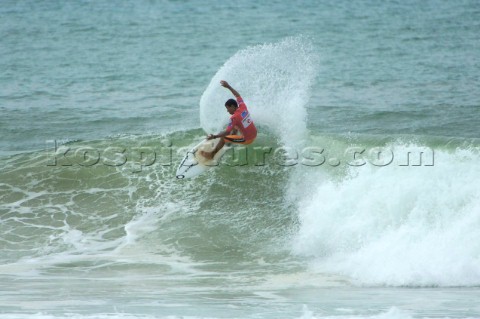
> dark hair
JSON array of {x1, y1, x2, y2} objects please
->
[{"x1": 225, "y1": 99, "x2": 238, "y2": 108}]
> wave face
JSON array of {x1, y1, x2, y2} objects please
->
[{"x1": 0, "y1": 130, "x2": 295, "y2": 268}]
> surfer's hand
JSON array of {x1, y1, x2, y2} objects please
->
[
  {"x1": 207, "y1": 134, "x2": 215, "y2": 140},
  {"x1": 220, "y1": 80, "x2": 240, "y2": 97}
]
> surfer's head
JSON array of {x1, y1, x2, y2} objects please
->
[{"x1": 225, "y1": 99, "x2": 238, "y2": 114}]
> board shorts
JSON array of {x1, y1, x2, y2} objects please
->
[{"x1": 224, "y1": 135, "x2": 255, "y2": 145}]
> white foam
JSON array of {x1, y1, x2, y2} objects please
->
[
  {"x1": 292, "y1": 144, "x2": 480, "y2": 286},
  {"x1": 296, "y1": 306, "x2": 415, "y2": 319},
  {"x1": 120, "y1": 209, "x2": 159, "y2": 247},
  {"x1": 200, "y1": 36, "x2": 318, "y2": 147}
]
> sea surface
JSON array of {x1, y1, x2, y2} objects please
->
[{"x1": 1, "y1": 1, "x2": 479, "y2": 318}]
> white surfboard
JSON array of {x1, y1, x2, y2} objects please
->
[{"x1": 176, "y1": 138, "x2": 228, "y2": 179}]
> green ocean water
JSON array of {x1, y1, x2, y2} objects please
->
[{"x1": 1, "y1": 1, "x2": 480, "y2": 318}]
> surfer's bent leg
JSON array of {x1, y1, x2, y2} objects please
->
[
  {"x1": 200, "y1": 138, "x2": 226, "y2": 160},
  {"x1": 201, "y1": 135, "x2": 254, "y2": 160},
  {"x1": 211, "y1": 138, "x2": 225, "y2": 157}
]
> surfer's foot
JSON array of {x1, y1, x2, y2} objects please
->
[{"x1": 200, "y1": 150, "x2": 214, "y2": 160}]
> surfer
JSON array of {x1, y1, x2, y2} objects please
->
[{"x1": 200, "y1": 80, "x2": 257, "y2": 160}]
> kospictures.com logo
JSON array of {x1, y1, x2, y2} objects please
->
[{"x1": 45, "y1": 140, "x2": 434, "y2": 173}]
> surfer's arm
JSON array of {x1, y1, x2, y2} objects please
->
[
  {"x1": 220, "y1": 80, "x2": 240, "y2": 98},
  {"x1": 207, "y1": 130, "x2": 230, "y2": 140}
]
